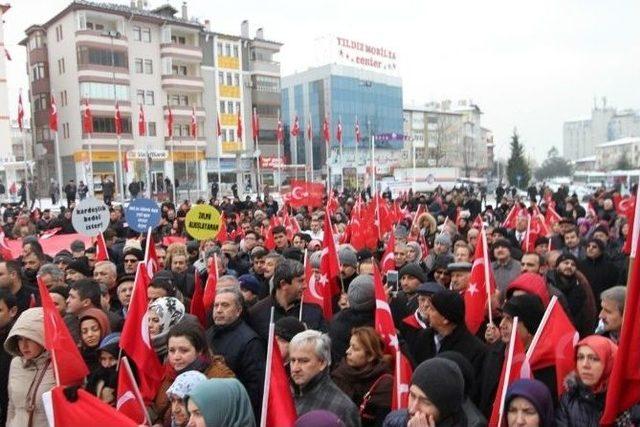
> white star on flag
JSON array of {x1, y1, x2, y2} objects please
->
[
  {"x1": 467, "y1": 283, "x2": 479, "y2": 296},
  {"x1": 317, "y1": 274, "x2": 328, "y2": 286}
]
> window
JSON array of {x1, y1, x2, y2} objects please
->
[
  {"x1": 60, "y1": 91, "x2": 68, "y2": 107},
  {"x1": 92, "y1": 117, "x2": 132, "y2": 134},
  {"x1": 226, "y1": 73, "x2": 232, "y2": 86},
  {"x1": 29, "y1": 34, "x2": 43, "y2": 51},
  {"x1": 148, "y1": 122, "x2": 156, "y2": 136},
  {"x1": 172, "y1": 65, "x2": 187, "y2": 76},
  {"x1": 255, "y1": 104, "x2": 278, "y2": 117},
  {"x1": 255, "y1": 75, "x2": 280, "y2": 93},
  {"x1": 227, "y1": 101, "x2": 234, "y2": 113},
  {"x1": 171, "y1": 35, "x2": 186, "y2": 44},
  {"x1": 233, "y1": 46, "x2": 239, "y2": 58},
  {"x1": 144, "y1": 59, "x2": 153, "y2": 74},
  {"x1": 137, "y1": 90, "x2": 145, "y2": 105},
  {"x1": 235, "y1": 102, "x2": 241, "y2": 113},
  {"x1": 63, "y1": 123, "x2": 69, "y2": 139},
  {"x1": 79, "y1": 82, "x2": 129, "y2": 101},
  {"x1": 225, "y1": 44, "x2": 231, "y2": 56},
  {"x1": 57, "y1": 58, "x2": 65, "y2": 74},
  {"x1": 32, "y1": 63, "x2": 46, "y2": 80},
  {"x1": 55, "y1": 25, "x2": 63, "y2": 42},
  {"x1": 135, "y1": 58, "x2": 143, "y2": 73},
  {"x1": 233, "y1": 73, "x2": 240, "y2": 87},
  {"x1": 35, "y1": 126, "x2": 51, "y2": 143},
  {"x1": 218, "y1": 71, "x2": 224, "y2": 83},
  {"x1": 146, "y1": 91, "x2": 154, "y2": 106},
  {"x1": 77, "y1": 46, "x2": 128, "y2": 68},
  {"x1": 86, "y1": 22, "x2": 104, "y2": 31},
  {"x1": 221, "y1": 129, "x2": 228, "y2": 142},
  {"x1": 133, "y1": 26, "x2": 141, "y2": 41},
  {"x1": 33, "y1": 93, "x2": 49, "y2": 112},
  {"x1": 180, "y1": 95, "x2": 188, "y2": 105},
  {"x1": 219, "y1": 101, "x2": 226, "y2": 114},
  {"x1": 217, "y1": 42, "x2": 222, "y2": 54},
  {"x1": 142, "y1": 28, "x2": 151, "y2": 42}
]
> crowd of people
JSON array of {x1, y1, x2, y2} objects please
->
[{"x1": 0, "y1": 180, "x2": 637, "y2": 427}]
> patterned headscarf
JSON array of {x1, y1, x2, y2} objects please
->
[
  {"x1": 166, "y1": 370, "x2": 207, "y2": 400},
  {"x1": 148, "y1": 297, "x2": 185, "y2": 336}
]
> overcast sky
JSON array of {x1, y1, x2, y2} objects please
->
[{"x1": 4, "y1": 0, "x2": 639, "y2": 162}]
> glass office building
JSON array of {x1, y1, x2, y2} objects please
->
[{"x1": 281, "y1": 63, "x2": 403, "y2": 177}]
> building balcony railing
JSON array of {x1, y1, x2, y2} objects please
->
[
  {"x1": 161, "y1": 75, "x2": 204, "y2": 92},
  {"x1": 160, "y1": 43, "x2": 203, "y2": 62},
  {"x1": 217, "y1": 55, "x2": 240, "y2": 70},
  {"x1": 75, "y1": 30, "x2": 128, "y2": 47},
  {"x1": 163, "y1": 105, "x2": 205, "y2": 117},
  {"x1": 248, "y1": 59, "x2": 280, "y2": 74},
  {"x1": 218, "y1": 85, "x2": 240, "y2": 98}
]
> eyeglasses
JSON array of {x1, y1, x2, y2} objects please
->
[{"x1": 124, "y1": 258, "x2": 138, "y2": 264}]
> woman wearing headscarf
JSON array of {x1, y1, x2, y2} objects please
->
[
  {"x1": 150, "y1": 321, "x2": 234, "y2": 424},
  {"x1": 556, "y1": 335, "x2": 618, "y2": 427},
  {"x1": 332, "y1": 326, "x2": 393, "y2": 426},
  {"x1": 165, "y1": 370, "x2": 207, "y2": 427},
  {"x1": 503, "y1": 379, "x2": 555, "y2": 427},
  {"x1": 78, "y1": 308, "x2": 111, "y2": 371},
  {"x1": 4, "y1": 308, "x2": 56, "y2": 427},
  {"x1": 186, "y1": 378, "x2": 256, "y2": 427},
  {"x1": 148, "y1": 296, "x2": 185, "y2": 361}
]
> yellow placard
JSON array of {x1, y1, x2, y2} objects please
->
[
  {"x1": 219, "y1": 85, "x2": 240, "y2": 98},
  {"x1": 217, "y1": 56, "x2": 240, "y2": 69},
  {"x1": 185, "y1": 204, "x2": 221, "y2": 240}
]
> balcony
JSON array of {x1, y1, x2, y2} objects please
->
[
  {"x1": 217, "y1": 55, "x2": 240, "y2": 70},
  {"x1": 248, "y1": 59, "x2": 280, "y2": 75},
  {"x1": 163, "y1": 105, "x2": 205, "y2": 117},
  {"x1": 75, "y1": 30, "x2": 128, "y2": 48},
  {"x1": 160, "y1": 43, "x2": 203, "y2": 63},
  {"x1": 218, "y1": 85, "x2": 240, "y2": 99},
  {"x1": 222, "y1": 141, "x2": 244, "y2": 153},
  {"x1": 161, "y1": 75, "x2": 204, "y2": 92}
]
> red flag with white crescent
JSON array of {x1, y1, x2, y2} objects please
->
[
  {"x1": 236, "y1": 110, "x2": 243, "y2": 141},
  {"x1": 49, "y1": 94, "x2": 58, "y2": 132},
  {"x1": 252, "y1": 109, "x2": 259, "y2": 142},
  {"x1": 466, "y1": 228, "x2": 496, "y2": 334},
  {"x1": 167, "y1": 106, "x2": 174, "y2": 137},
  {"x1": 322, "y1": 117, "x2": 330, "y2": 144},
  {"x1": 17, "y1": 92, "x2": 24, "y2": 131},
  {"x1": 115, "y1": 102, "x2": 123, "y2": 136},
  {"x1": 277, "y1": 118, "x2": 284, "y2": 144},
  {"x1": 190, "y1": 106, "x2": 197, "y2": 138},
  {"x1": 203, "y1": 255, "x2": 219, "y2": 313},
  {"x1": 116, "y1": 356, "x2": 150, "y2": 425},
  {"x1": 83, "y1": 99, "x2": 94, "y2": 134},
  {"x1": 303, "y1": 255, "x2": 323, "y2": 310},
  {"x1": 138, "y1": 104, "x2": 146, "y2": 136},
  {"x1": 291, "y1": 115, "x2": 300, "y2": 137},
  {"x1": 336, "y1": 119, "x2": 343, "y2": 145},
  {"x1": 355, "y1": 118, "x2": 361, "y2": 144},
  {"x1": 380, "y1": 231, "x2": 396, "y2": 274},
  {"x1": 96, "y1": 233, "x2": 109, "y2": 261}
]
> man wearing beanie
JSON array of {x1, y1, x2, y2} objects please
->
[
  {"x1": 546, "y1": 252, "x2": 597, "y2": 337},
  {"x1": 249, "y1": 259, "x2": 325, "y2": 341},
  {"x1": 577, "y1": 237, "x2": 619, "y2": 308},
  {"x1": 383, "y1": 358, "x2": 467, "y2": 426},
  {"x1": 424, "y1": 233, "x2": 452, "y2": 272},
  {"x1": 412, "y1": 289, "x2": 487, "y2": 377},
  {"x1": 328, "y1": 274, "x2": 375, "y2": 365},
  {"x1": 389, "y1": 262, "x2": 428, "y2": 324},
  {"x1": 338, "y1": 247, "x2": 359, "y2": 291}
]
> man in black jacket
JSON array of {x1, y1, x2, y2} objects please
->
[
  {"x1": 577, "y1": 237, "x2": 619, "y2": 308},
  {"x1": 248, "y1": 259, "x2": 325, "y2": 341},
  {"x1": 206, "y1": 287, "x2": 265, "y2": 423},
  {"x1": 412, "y1": 289, "x2": 487, "y2": 378}
]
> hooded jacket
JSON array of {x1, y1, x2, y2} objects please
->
[{"x1": 4, "y1": 308, "x2": 56, "y2": 427}]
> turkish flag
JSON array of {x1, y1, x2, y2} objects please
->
[
  {"x1": 190, "y1": 106, "x2": 197, "y2": 138},
  {"x1": 17, "y1": 92, "x2": 24, "y2": 131},
  {"x1": 472, "y1": 215, "x2": 483, "y2": 230},
  {"x1": 375, "y1": 194, "x2": 394, "y2": 237},
  {"x1": 116, "y1": 356, "x2": 149, "y2": 425},
  {"x1": 355, "y1": 118, "x2": 361, "y2": 144},
  {"x1": 38, "y1": 276, "x2": 89, "y2": 385},
  {"x1": 322, "y1": 117, "x2": 330, "y2": 144},
  {"x1": 236, "y1": 111, "x2": 243, "y2": 141},
  {"x1": 501, "y1": 204, "x2": 525, "y2": 229},
  {"x1": 144, "y1": 228, "x2": 158, "y2": 278},
  {"x1": 138, "y1": 104, "x2": 146, "y2": 136},
  {"x1": 336, "y1": 119, "x2": 343, "y2": 145},
  {"x1": 374, "y1": 265, "x2": 399, "y2": 354},
  {"x1": 119, "y1": 263, "x2": 162, "y2": 403},
  {"x1": 277, "y1": 118, "x2": 284, "y2": 143},
  {"x1": 167, "y1": 106, "x2": 174, "y2": 137},
  {"x1": 318, "y1": 212, "x2": 341, "y2": 319},
  {"x1": 83, "y1": 100, "x2": 93, "y2": 134},
  {"x1": 465, "y1": 229, "x2": 496, "y2": 334},
  {"x1": 489, "y1": 322, "x2": 531, "y2": 426},
  {"x1": 252, "y1": 109, "x2": 259, "y2": 142},
  {"x1": 623, "y1": 190, "x2": 639, "y2": 254},
  {"x1": 291, "y1": 115, "x2": 300, "y2": 137},
  {"x1": 380, "y1": 232, "x2": 396, "y2": 274},
  {"x1": 602, "y1": 199, "x2": 640, "y2": 424},
  {"x1": 115, "y1": 102, "x2": 123, "y2": 136},
  {"x1": 263, "y1": 334, "x2": 297, "y2": 426},
  {"x1": 40, "y1": 227, "x2": 62, "y2": 240},
  {"x1": 216, "y1": 216, "x2": 228, "y2": 243},
  {"x1": 49, "y1": 95, "x2": 58, "y2": 132},
  {"x1": 47, "y1": 386, "x2": 137, "y2": 426},
  {"x1": 263, "y1": 224, "x2": 276, "y2": 251},
  {"x1": 303, "y1": 254, "x2": 324, "y2": 308},
  {"x1": 190, "y1": 271, "x2": 207, "y2": 327},
  {"x1": 615, "y1": 195, "x2": 636, "y2": 219},
  {"x1": 0, "y1": 231, "x2": 13, "y2": 260},
  {"x1": 392, "y1": 351, "x2": 413, "y2": 410},
  {"x1": 203, "y1": 255, "x2": 219, "y2": 313},
  {"x1": 285, "y1": 180, "x2": 325, "y2": 208},
  {"x1": 544, "y1": 203, "x2": 562, "y2": 230},
  {"x1": 95, "y1": 232, "x2": 109, "y2": 261},
  {"x1": 526, "y1": 296, "x2": 579, "y2": 397}
]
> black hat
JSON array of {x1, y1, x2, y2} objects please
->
[
  {"x1": 416, "y1": 281, "x2": 444, "y2": 296},
  {"x1": 492, "y1": 239, "x2": 512, "y2": 251},
  {"x1": 116, "y1": 274, "x2": 136, "y2": 287},
  {"x1": 502, "y1": 294, "x2": 545, "y2": 335},
  {"x1": 67, "y1": 257, "x2": 92, "y2": 277},
  {"x1": 274, "y1": 317, "x2": 306, "y2": 342},
  {"x1": 399, "y1": 263, "x2": 427, "y2": 283},
  {"x1": 447, "y1": 262, "x2": 472, "y2": 272},
  {"x1": 430, "y1": 289, "x2": 465, "y2": 325},
  {"x1": 586, "y1": 237, "x2": 605, "y2": 252},
  {"x1": 411, "y1": 358, "x2": 464, "y2": 420},
  {"x1": 432, "y1": 254, "x2": 455, "y2": 271},
  {"x1": 123, "y1": 247, "x2": 144, "y2": 261},
  {"x1": 356, "y1": 249, "x2": 374, "y2": 263},
  {"x1": 556, "y1": 252, "x2": 578, "y2": 266},
  {"x1": 437, "y1": 351, "x2": 475, "y2": 397},
  {"x1": 534, "y1": 236, "x2": 549, "y2": 247}
]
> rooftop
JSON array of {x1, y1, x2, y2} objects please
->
[{"x1": 596, "y1": 137, "x2": 640, "y2": 148}]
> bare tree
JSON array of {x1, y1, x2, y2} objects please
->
[{"x1": 427, "y1": 113, "x2": 460, "y2": 167}]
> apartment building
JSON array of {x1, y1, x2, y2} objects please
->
[{"x1": 21, "y1": 1, "x2": 282, "y2": 196}]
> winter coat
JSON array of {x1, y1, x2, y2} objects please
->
[
  {"x1": 328, "y1": 308, "x2": 375, "y2": 366},
  {"x1": 412, "y1": 325, "x2": 487, "y2": 380},
  {"x1": 556, "y1": 376, "x2": 605, "y2": 427},
  {"x1": 577, "y1": 254, "x2": 619, "y2": 306},
  {"x1": 477, "y1": 342, "x2": 505, "y2": 417},
  {"x1": 332, "y1": 360, "x2": 393, "y2": 427},
  {"x1": 206, "y1": 318, "x2": 265, "y2": 422},
  {"x1": 248, "y1": 295, "x2": 326, "y2": 342},
  {"x1": 546, "y1": 270, "x2": 597, "y2": 338},
  {"x1": 4, "y1": 308, "x2": 56, "y2": 427},
  {"x1": 151, "y1": 355, "x2": 235, "y2": 424},
  {"x1": 383, "y1": 409, "x2": 468, "y2": 427},
  {"x1": 293, "y1": 369, "x2": 361, "y2": 427}
]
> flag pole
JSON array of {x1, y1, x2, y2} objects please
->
[
  {"x1": 411, "y1": 136, "x2": 416, "y2": 193},
  {"x1": 254, "y1": 108, "x2": 261, "y2": 196},
  {"x1": 87, "y1": 103, "x2": 94, "y2": 196},
  {"x1": 53, "y1": 131, "x2": 64, "y2": 204},
  {"x1": 355, "y1": 116, "x2": 360, "y2": 194},
  {"x1": 194, "y1": 133, "x2": 200, "y2": 201},
  {"x1": 496, "y1": 317, "x2": 519, "y2": 427},
  {"x1": 217, "y1": 130, "x2": 222, "y2": 200},
  {"x1": 309, "y1": 112, "x2": 314, "y2": 182},
  {"x1": 277, "y1": 109, "x2": 282, "y2": 191},
  {"x1": 21, "y1": 126, "x2": 31, "y2": 206},
  {"x1": 339, "y1": 116, "x2": 344, "y2": 194},
  {"x1": 481, "y1": 227, "x2": 493, "y2": 325},
  {"x1": 300, "y1": 249, "x2": 307, "y2": 322},
  {"x1": 259, "y1": 307, "x2": 275, "y2": 427},
  {"x1": 524, "y1": 296, "x2": 557, "y2": 362}
]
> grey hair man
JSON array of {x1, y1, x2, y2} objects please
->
[
  {"x1": 38, "y1": 263, "x2": 65, "y2": 289},
  {"x1": 290, "y1": 330, "x2": 360, "y2": 426},
  {"x1": 598, "y1": 286, "x2": 626, "y2": 344}
]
